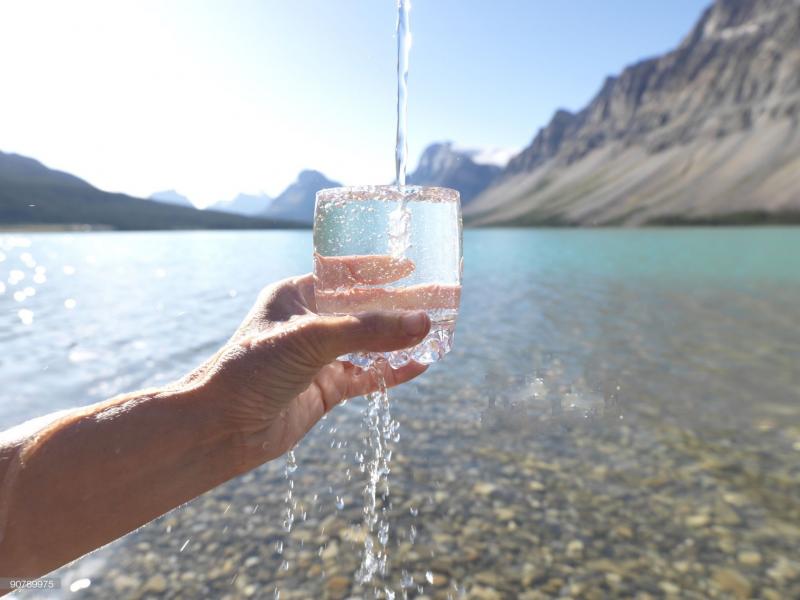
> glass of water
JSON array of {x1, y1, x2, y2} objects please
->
[{"x1": 313, "y1": 185, "x2": 462, "y2": 368}]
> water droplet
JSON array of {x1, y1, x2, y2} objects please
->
[
  {"x1": 17, "y1": 309, "x2": 33, "y2": 325},
  {"x1": 425, "y1": 571, "x2": 434, "y2": 584},
  {"x1": 13, "y1": 290, "x2": 26, "y2": 302},
  {"x1": 286, "y1": 450, "x2": 298, "y2": 474},
  {"x1": 335, "y1": 496, "x2": 345, "y2": 510},
  {"x1": 179, "y1": 538, "x2": 191, "y2": 552},
  {"x1": 64, "y1": 298, "x2": 77, "y2": 309},
  {"x1": 62, "y1": 265, "x2": 76, "y2": 275},
  {"x1": 409, "y1": 506, "x2": 418, "y2": 516},
  {"x1": 69, "y1": 578, "x2": 91, "y2": 592}
]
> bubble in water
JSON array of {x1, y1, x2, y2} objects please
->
[{"x1": 335, "y1": 496, "x2": 345, "y2": 510}]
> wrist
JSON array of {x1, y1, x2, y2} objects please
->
[
  {"x1": 153, "y1": 380, "x2": 230, "y2": 445},
  {"x1": 162, "y1": 380, "x2": 259, "y2": 477}
]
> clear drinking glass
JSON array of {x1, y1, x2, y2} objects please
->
[{"x1": 313, "y1": 185, "x2": 462, "y2": 368}]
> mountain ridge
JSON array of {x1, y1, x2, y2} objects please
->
[
  {"x1": 260, "y1": 170, "x2": 341, "y2": 225},
  {"x1": 149, "y1": 189, "x2": 195, "y2": 208},
  {"x1": 209, "y1": 192, "x2": 272, "y2": 217},
  {"x1": 406, "y1": 142, "x2": 502, "y2": 206},
  {"x1": 467, "y1": 0, "x2": 800, "y2": 226},
  {"x1": 0, "y1": 151, "x2": 299, "y2": 230}
]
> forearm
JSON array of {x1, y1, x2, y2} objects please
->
[{"x1": 0, "y1": 383, "x2": 244, "y2": 578}]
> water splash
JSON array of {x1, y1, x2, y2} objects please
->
[{"x1": 355, "y1": 367, "x2": 399, "y2": 589}]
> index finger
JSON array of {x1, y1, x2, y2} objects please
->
[{"x1": 314, "y1": 253, "x2": 415, "y2": 289}]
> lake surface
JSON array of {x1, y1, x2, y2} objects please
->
[{"x1": 3, "y1": 228, "x2": 799, "y2": 599}]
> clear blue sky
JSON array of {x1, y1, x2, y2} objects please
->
[{"x1": 0, "y1": 0, "x2": 710, "y2": 206}]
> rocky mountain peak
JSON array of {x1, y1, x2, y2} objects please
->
[
  {"x1": 468, "y1": 0, "x2": 800, "y2": 226},
  {"x1": 407, "y1": 142, "x2": 502, "y2": 206},
  {"x1": 297, "y1": 170, "x2": 331, "y2": 187}
]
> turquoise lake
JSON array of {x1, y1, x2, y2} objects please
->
[{"x1": 2, "y1": 228, "x2": 799, "y2": 598}]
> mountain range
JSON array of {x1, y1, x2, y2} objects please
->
[
  {"x1": 258, "y1": 170, "x2": 341, "y2": 223},
  {"x1": 149, "y1": 189, "x2": 194, "y2": 208},
  {"x1": 0, "y1": 152, "x2": 297, "y2": 230},
  {"x1": 406, "y1": 142, "x2": 503, "y2": 206},
  {"x1": 464, "y1": 0, "x2": 800, "y2": 226},
  {"x1": 3, "y1": 0, "x2": 798, "y2": 230},
  {"x1": 208, "y1": 192, "x2": 272, "y2": 217},
  {"x1": 193, "y1": 171, "x2": 340, "y2": 224}
]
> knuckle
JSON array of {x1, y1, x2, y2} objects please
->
[{"x1": 292, "y1": 318, "x2": 332, "y2": 365}]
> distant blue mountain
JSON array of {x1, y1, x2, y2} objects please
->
[
  {"x1": 407, "y1": 142, "x2": 503, "y2": 206},
  {"x1": 209, "y1": 192, "x2": 271, "y2": 217},
  {"x1": 0, "y1": 151, "x2": 297, "y2": 230},
  {"x1": 261, "y1": 170, "x2": 341, "y2": 225},
  {"x1": 149, "y1": 189, "x2": 195, "y2": 208}
]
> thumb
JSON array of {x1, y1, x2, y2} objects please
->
[{"x1": 300, "y1": 311, "x2": 431, "y2": 366}]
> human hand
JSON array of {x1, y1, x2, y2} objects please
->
[{"x1": 186, "y1": 263, "x2": 430, "y2": 469}]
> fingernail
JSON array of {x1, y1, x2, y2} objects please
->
[{"x1": 401, "y1": 312, "x2": 428, "y2": 336}]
